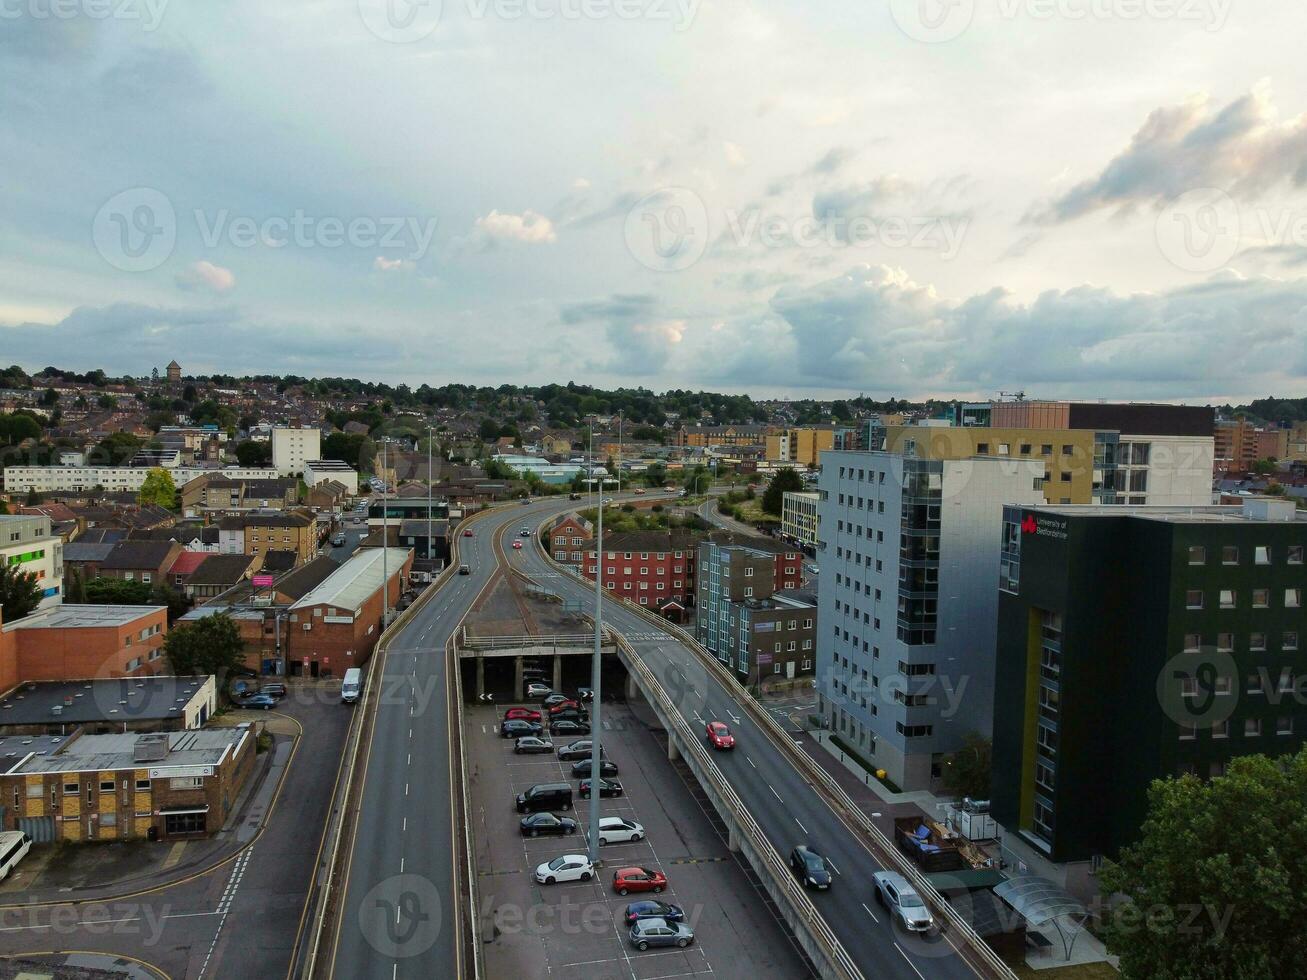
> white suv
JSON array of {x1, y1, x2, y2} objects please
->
[
  {"x1": 596, "y1": 816, "x2": 645, "y2": 846},
  {"x1": 872, "y1": 871, "x2": 935, "y2": 933}
]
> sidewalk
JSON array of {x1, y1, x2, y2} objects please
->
[{"x1": 0, "y1": 731, "x2": 292, "y2": 906}]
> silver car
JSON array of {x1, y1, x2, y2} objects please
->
[
  {"x1": 629, "y1": 917, "x2": 694, "y2": 950},
  {"x1": 872, "y1": 871, "x2": 934, "y2": 933}
]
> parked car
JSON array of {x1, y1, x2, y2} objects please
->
[
  {"x1": 504, "y1": 706, "x2": 542, "y2": 722},
  {"x1": 514, "y1": 736, "x2": 554, "y2": 755},
  {"x1": 629, "y1": 917, "x2": 694, "y2": 951},
  {"x1": 578, "y1": 777, "x2": 622, "y2": 799},
  {"x1": 534, "y1": 854, "x2": 593, "y2": 885},
  {"x1": 548, "y1": 699, "x2": 581, "y2": 715},
  {"x1": 557, "y1": 740, "x2": 601, "y2": 761},
  {"x1": 550, "y1": 719, "x2": 591, "y2": 737},
  {"x1": 571, "y1": 758, "x2": 619, "y2": 779},
  {"x1": 706, "y1": 721, "x2": 735, "y2": 750},
  {"x1": 597, "y1": 816, "x2": 644, "y2": 846},
  {"x1": 240, "y1": 693, "x2": 278, "y2": 710},
  {"x1": 789, "y1": 845, "x2": 832, "y2": 890},
  {"x1": 516, "y1": 783, "x2": 573, "y2": 813},
  {"x1": 260, "y1": 683, "x2": 287, "y2": 699},
  {"x1": 519, "y1": 812, "x2": 577, "y2": 838},
  {"x1": 613, "y1": 866, "x2": 666, "y2": 896},
  {"x1": 525, "y1": 682, "x2": 552, "y2": 699},
  {"x1": 330, "y1": 532, "x2": 346, "y2": 546},
  {"x1": 872, "y1": 871, "x2": 934, "y2": 933},
  {"x1": 623, "y1": 900, "x2": 684, "y2": 926},
  {"x1": 500, "y1": 719, "x2": 542, "y2": 739},
  {"x1": 543, "y1": 693, "x2": 573, "y2": 709}
]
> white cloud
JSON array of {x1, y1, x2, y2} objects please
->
[
  {"x1": 176, "y1": 260, "x2": 236, "y2": 294},
  {"x1": 473, "y1": 209, "x2": 557, "y2": 245},
  {"x1": 723, "y1": 141, "x2": 746, "y2": 169},
  {"x1": 373, "y1": 256, "x2": 415, "y2": 272}
]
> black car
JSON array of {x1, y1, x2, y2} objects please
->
[
  {"x1": 579, "y1": 777, "x2": 623, "y2": 799},
  {"x1": 571, "y1": 758, "x2": 619, "y2": 779},
  {"x1": 549, "y1": 710, "x2": 587, "y2": 725},
  {"x1": 550, "y1": 720, "x2": 591, "y2": 737},
  {"x1": 519, "y1": 812, "x2": 578, "y2": 838},
  {"x1": 624, "y1": 900, "x2": 685, "y2": 926},
  {"x1": 501, "y1": 719, "x2": 543, "y2": 739},
  {"x1": 790, "y1": 845, "x2": 832, "y2": 890}
]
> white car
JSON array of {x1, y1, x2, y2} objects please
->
[
  {"x1": 596, "y1": 816, "x2": 645, "y2": 846},
  {"x1": 535, "y1": 854, "x2": 595, "y2": 885},
  {"x1": 872, "y1": 871, "x2": 935, "y2": 933}
]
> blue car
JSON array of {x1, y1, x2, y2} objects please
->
[
  {"x1": 240, "y1": 693, "x2": 279, "y2": 710},
  {"x1": 624, "y1": 900, "x2": 685, "y2": 926}
]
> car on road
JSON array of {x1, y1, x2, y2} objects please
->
[
  {"x1": 705, "y1": 721, "x2": 735, "y2": 750},
  {"x1": 239, "y1": 693, "x2": 279, "y2": 710},
  {"x1": 790, "y1": 845, "x2": 832, "y2": 890},
  {"x1": 571, "y1": 758, "x2": 619, "y2": 779},
  {"x1": 519, "y1": 528, "x2": 531, "y2": 536},
  {"x1": 259, "y1": 683, "x2": 287, "y2": 699},
  {"x1": 519, "y1": 812, "x2": 577, "y2": 838},
  {"x1": 578, "y1": 777, "x2": 622, "y2": 799},
  {"x1": 872, "y1": 871, "x2": 934, "y2": 933},
  {"x1": 557, "y1": 740, "x2": 601, "y2": 761},
  {"x1": 458, "y1": 564, "x2": 470, "y2": 575},
  {"x1": 500, "y1": 719, "x2": 543, "y2": 739},
  {"x1": 596, "y1": 816, "x2": 644, "y2": 846},
  {"x1": 534, "y1": 854, "x2": 593, "y2": 885},
  {"x1": 548, "y1": 699, "x2": 581, "y2": 715},
  {"x1": 504, "y1": 706, "x2": 542, "y2": 722},
  {"x1": 525, "y1": 682, "x2": 552, "y2": 699},
  {"x1": 549, "y1": 719, "x2": 591, "y2": 737},
  {"x1": 633, "y1": 488, "x2": 646, "y2": 495},
  {"x1": 520, "y1": 498, "x2": 532, "y2": 505},
  {"x1": 512, "y1": 540, "x2": 523, "y2": 550},
  {"x1": 623, "y1": 900, "x2": 684, "y2": 926},
  {"x1": 330, "y1": 532, "x2": 346, "y2": 546},
  {"x1": 629, "y1": 917, "x2": 694, "y2": 951},
  {"x1": 463, "y1": 528, "x2": 474, "y2": 536},
  {"x1": 514, "y1": 736, "x2": 554, "y2": 755},
  {"x1": 613, "y1": 866, "x2": 666, "y2": 895},
  {"x1": 352, "y1": 516, "x2": 363, "y2": 524}
]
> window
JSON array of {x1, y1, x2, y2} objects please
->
[
  {"x1": 1185, "y1": 590, "x2": 1204, "y2": 609},
  {"x1": 1041, "y1": 444, "x2": 1053, "y2": 455},
  {"x1": 1059, "y1": 472, "x2": 1071, "y2": 483},
  {"x1": 976, "y1": 443, "x2": 989, "y2": 454},
  {"x1": 1183, "y1": 632, "x2": 1201, "y2": 652},
  {"x1": 1222, "y1": 546, "x2": 1239, "y2": 565},
  {"x1": 135, "y1": 779, "x2": 151, "y2": 791},
  {"x1": 1289, "y1": 545, "x2": 1304, "y2": 565},
  {"x1": 1254, "y1": 589, "x2": 1270, "y2": 608},
  {"x1": 1285, "y1": 631, "x2": 1299, "y2": 651},
  {"x1": 1211, "y1": 720, "x2": 1229, "y2": 739},
  {"x1": 1287, "y1": 589, "x2": 1302, "y2": 609},
  {"x1": 164, "y1": 811, "x2": 207, "y2": 835},
  {"x1": 1251, "y1": 632, "x2": 1267, "y2": 651},
  {"x1": 1216, "y1": 632, "x2": 1233, "y2": 651},
  {"x1": 1244, "y1": 718, "x2": 1262, "y2": 737},
  {"x1": 99, "y1": 780, "x2": 114, "y2": 793},
  {"x1": 1187, "y1": 546, "x2": 1206, "y2": 565},
  {"x1": 1255, "y1": 546, "x2": 1271, "y2": 565},
  {"x1": 1178, "y1": 723, "x2": 1197, "y2": 741},
  {"x1": 1277, "y1": 716, "x2": 1295, "y2": 735},
  {"x1": 1219, "y1": 590, "x2": 1236, "y2": 609},
  {"x1": 170, "y1": 776, "x2": 204, "y2": 790}
]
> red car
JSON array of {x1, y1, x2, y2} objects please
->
[
  {"x1": 463, "y1": 529, "x2": 474, "y2": 537},
  {"x1": 706, "y1": 721, "x2": 735, "y2": 750},
  {"x1": 512, "y1": 541, "x2": 523, "y2": 550},
  {"x1": 503, "y1": 707, "x2": 542, "y2": 722},
  {"x1": 548, "y1": 700, "x2": 580, "y2": 715},
  {"x1": 613, "y1": 867, "x2": 667, "y2": 896}
]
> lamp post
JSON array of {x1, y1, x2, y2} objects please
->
[
  {"x1": 427, "y1": 424, "x2": 434, "y2": 576},
  {"x1": 586, "y1": 448, "x2": 604, "y2": 865},
  {"x1": 381, "y1": 439, "x2": 389, "y2": 625}
]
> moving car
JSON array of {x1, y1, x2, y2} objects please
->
[
  {"x1": 872, "y1": 871, "x2": 934, "y2": 933},
  {"x1": 633, "y1": 488, "x2": 645, "y2": 495},
  {"x1": 516, "y1": 783, "x2": 573, "y2": 813},
  {"x1": 623, "y1": 900, "x2": 684, "y2": 926},
  {"x1": 500, "y1": 719, "x2": 542, "y2": 739},
  {"x1": 458, "y1": 564, "x2": 470, "y2": 575},
  {"x1": 577, "y1": 687, "x2": 594, "y2": 701},
  {"x1": 534, "y1": 854, "x2": 593, "y2": 885},
  {"x1": 629, "y1": 918, "x2": 694, "y2": 951},
  {"x1": 525, "y1": 682, "x2": 552, "y2": 699},
  {"x1": 519, "y1": 812, "x2": 577, "y2": 837},
  {"x1": 596, "y1": 816, "x2": 644, "y2": 846},
  {"x1": 520, "y1": 528, "x2": 531, "y2": 536},
  {"x1": 705, "y1": 721, "x2": 735, "y2": 750},
  {"x1": 504, "y1": 707, "x2": 542, "y2": 722},
  {"x1": 549, "y1": 719, "x2": 591, "y2": 737},
  {"x1": 514, "y1": 736, "x2": 554, "y2": 755},
  {"x1": 556, "y1": 740, "x2": 601, "y2": 761},
  {"x1": 512, "y1": 540, "x2": 523, "y2": 550},
  {"x1": 341, "y1": 667, "x2": 362, "y2": 704},
  {"x1": 570, "y1": 758, "x2": 619, "y2": 779},
  {"x1": 578, "y1": 777, "x2": 622, "y2": 799},
  {"x1": 463, "y1": 528, "x2": 474, "y2": 537},
  {"x1": 613, "y1": 866, "x2": 666, "y2": 895},
  {"x1": 789, "y1": 845, "x2": 832, "y2": 890},
  {"x1": 330, "y1": 532, "x2": 346, "y2": 546}
]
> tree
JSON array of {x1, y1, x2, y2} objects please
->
[
  {"x1": 96, "y1": 393, "x2": 118, "y2": 410},
  {"x1": 682, "y1": 464, "x2": 709, "y2": 495},
  {"x1": 137, "y1": 467, "x2": 177, "y2": 509},
  {"x1": 1098, "y1": 748, "x2": 1307, "y2": 979},
  {"x1": 940, "y1": 733, "x2": 992, "y2": 800},
  {"x1": 85, "y1": 577, "x2": 154, "y2": 605},
  {"x1": 762, "y1": 467, "x2": 804, "y2": 515},
  {"x1": 0, "y1": 563, "x2": 42, "y2": 623},
  {"x1": 1252, "y1": 458, "x2": 1279, "y2": 476},
  {"x1": 478, "y1": 418, "x2": 501, "y2": 441},
  {"x1": 40, "y1": 387, "x2": 58, "y2": 407},
  {"x1": 164, "y1": 613, "x2": 247, "y2": 691},
  {"x1": 182, "y1": 384, "x2": 198, "y2": 403},
  {"x1": 93, "y1": 431, "x2": 143, "y2": 465},
  {"x1": 234, "y1": 440, "x2": 272, "y2": 467},
  {"x1": 644, "y1": 463, "x2": 668, "y2": 488},
  {"x1": 0, "y1": 412, "x2": 41, "y2": 446}
]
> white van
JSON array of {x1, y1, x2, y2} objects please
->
[
  {"x1": 0, "y1": 832, "x2": 31, "y2": 882},
  {"x1": 341, "y1": 667, "x2": 362, "y2": 704}
]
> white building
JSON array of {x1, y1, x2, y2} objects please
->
[
  {"x1": 0, "y1": 515, "x2": 64, "y2": 612},
  {"x1": 3, "y1": 465, "x2": 278, "y2": 495},
  {"x1": 817, "y1": 451, "x2": 1046, "y2": 791},
  {"x1": 271, "y1": 426, "x2": 322, "y2": 477},
  {"x1": 781, "y1": 491, "x2": 820, "y2": 548},
  {"x1": 303, "y1": 459, "x2": 360, "y2": 495}
]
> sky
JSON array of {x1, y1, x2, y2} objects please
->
[{"x1": 4, "y1": 0, "x2": 1307, "y2": 403}]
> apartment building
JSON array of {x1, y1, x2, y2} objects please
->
[
  {"x1": 271, "y1": 426, "x2": 322, "y2": 477},
  {"x1": 765, "y1": 426, "x2": 858, "y2": 468},
  {"x1": 675, "y1": 424, "x2": 774, "y2": 448},
  {"x1": 0, "y1": 515, "x2": 63, "y2": 611},
  {"x1": 817, "y1": 452, "x2": 1046, "y2": 791},
  {"x1": 548, "y1": 513, "x2": 594, "y2": 565},
  {"x1": 218, "y1": 511, "x2": 319, "y2": 565},
  {"x1": 582, "y1": 530, "x2": 701, "y2": 617},
  {"x1": 992, "y1": 499, "x2": 1307, "y2": 875},
  {"x1": 3, "y1": 464, "x2": 278, "y2": 495},
  {"x1": 303, "y1": 459, "x2": 360, "y2": 495},
  {"x1": 1214, "y1": 418, "x2": 1291, "y2": 474},
  {"x1": 781, "y1": 491, "x2": 820, "y2": 548}
]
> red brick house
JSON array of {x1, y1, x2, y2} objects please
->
[
  {"x1": 548, "y1": 512, "x2": 593, "y2": 565},
  {"x1": 581, "y1": 530, "x2": 703, "y2": 617}
]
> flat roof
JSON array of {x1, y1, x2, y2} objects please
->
[
  {"x1": 5, "y1": 604, "x2": 166, "y2": 630},
  {"x1": 1026, "y1": 503, "x2": 1306, "y2": 525},
  {"x1": 290, "y1": 547, "x2": 410, "y2": 612},
  {"x1": 5, "y1": 727, "x2": 246, "y2": 775},
  {"x1": 0, "y1": 677, "x2": 210, "y2": 725}
]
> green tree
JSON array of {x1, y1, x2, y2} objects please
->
[
  {"x1": 234, "y1": 440, "x2": 272, "y2": 467},
  {"x1": 40, "y1": 387, "x2": 59, "y2": 407},
  {"x1": 164, "y1": 613, "x2": 247, "y2": 689},
  {"x1": 940, "y1": 733, "x2": 992, "y2": 800},
  {"x1": 761, "y1": 467, "x2": 804, "y2": 515},
  {"x1": 1252, "y1": 458, "x2": 1278, "y2": 476},
  {"x1": 644, "y1": 463, "x2": 667, "y2": 488},
  {"x1": 1098, "y1": 748, "x2": 1307, "y2": 979},
  {"x1": 93, "y1": 431, "x2": 143, "y2": 465},
  {"x1": 96, "y1": 393, "x2": 118, "y2": 410},
  {"x1": 84, "y1": 577, "x2": 154, "y2": 605},
  {"x1": 0, "y1": 563, "x2": 42, "y2": 623},
  {"x1": 137, "y1": 467, "x2": 177, "y2": 509},
  {"x1": 0, "y1": 412, "x2": 41, "y2": 445},
  {"x1": 682, "y1": 464, "x2": 709, "y2": 496}
]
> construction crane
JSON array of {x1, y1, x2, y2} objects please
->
[{"x1": 998, "y1": 390, "x2": 1027, "y2": 402}]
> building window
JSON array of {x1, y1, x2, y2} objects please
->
[
  {"x1": 164, "y1": 811, "x2": 207, "y2": 835},
  {"x1": 1211, "y1": 719, "x2": 1230, "y2": 739},
  {"x1": 1183, "y1": 632, "x2": 1201, "y2": 652},
  {"x1": 1287, "y1": 589, "x2": 1303, "y2": 609},
  {"x1": 1251, "y1": 632, "x2": 1267, "y2": 651},
  {"x1": 1277, "y1": 716, "x2": 1295, "y2": 735},
  {"x1": 1245, "y1": 718, "x2": 1262, "y2": 737},
  {"x1": 1185, "y1": 590, "x2": 1204, "y2": 610},
  {"x1": 1219, "y1": 590, "x2": 1236, "y2": 609},
  {"x1": 135, "y1": 779, "x2": 151, "y2": 791},
  {"x1": 1255, "y1": 546, "x2": 1271, "y2": 565},
  {"x1": 1222, "y1": 546, "x2": 1239, "y2": 565},
  {"x1": 1288, "y1": 545, "x2": 1303, "y2": 565},
  {"x1": 1254, "y1": 589, "x2": 1270, "y2": 608},
  {"x1": 1285, "y1": 631, "x2": 1299, "y2": 651}
]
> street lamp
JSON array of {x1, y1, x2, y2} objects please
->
[{"x1": 587, "y1": 445, "x2": 605, "y2": 865}]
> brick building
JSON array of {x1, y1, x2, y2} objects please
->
[
  {"x1": 582, "y1": 530, "x2": 702, "y2": 617},
  {"x1": 97, "y1": 540, "x2": 183, "y2": 586},
  {"x1": 0, "y1": 605, "x2": 169, "y2": 688},
  {"x1": 548, "y1": 512, "x2": 594, "y2": 565},
  {"x1": 218, "y1": 511, "x2": 319, "y2": 565}
]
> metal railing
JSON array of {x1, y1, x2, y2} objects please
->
[{"x1": 460, "y1": 631, "x2": 604, "y2": 650}]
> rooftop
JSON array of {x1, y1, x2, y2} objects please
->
[
  {"x1": 1026, "y1": 499, "x2": 1304, "y2": 525},
  {"x1": 0, "y1": 676, "x2": 210, "y2": 726},
  {"x1": 305, "y1": 459, "x2": 355, "y2": 470},
  {"x1": 290, "y1": 547, "x2": 410, "y2": 612},
  {"x1": 4, "y1": 726, "x2": 247, "y2": 775},
  {"x1": 4, "y1": 604, "x2": 166, "y2": 631}
]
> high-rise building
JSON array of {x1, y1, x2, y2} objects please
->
[
  {"x1": 271, "y1": 426, "x2": 322, "y2": 478},
  {"x1": 992, "y1": 498, "x2": 1307, "y2": 873},
  {"x1": 0, "y1": 515, "x2": 63, "y2": 612},
  {"x1": 816, "y1": 452, "x2": 1046, "y2": 790}
]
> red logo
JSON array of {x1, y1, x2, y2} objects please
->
[{"x1": 1020, "y1": 515, "x2": 1038, "y2": 535}]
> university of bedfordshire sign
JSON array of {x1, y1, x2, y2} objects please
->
[{"x1": 1022, "y1": 513, "x2": 1069, "y2": 541}]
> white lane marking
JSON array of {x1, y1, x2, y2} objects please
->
[
  {"x1": 795, "y1": 817, "x2": 808, "y2": 834},
  {"x1": 746, "y1": 756, "x2": 756, "y2": 768},
  {"x1": 402, "y1": 816, "x2": 407, "y2": 832},
  {"x1": 895, "y1": 943, "x2": 927, "y2": 980},
  {"x1": 827, "y1": 858, "x2": 840, "y2": 875},
  {"x1": 769, "y1": 784, "x2": 783, "y2": 803},
  {"x1": 861, "y1": 902, "x2": 879, "y2": 923}
]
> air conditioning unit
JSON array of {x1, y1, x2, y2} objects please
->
[{"x1": 302, "y1": 622, "x2": 312, "y2": 631}]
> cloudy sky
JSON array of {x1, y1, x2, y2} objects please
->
[{"x1": 4, "y1": 0, "x2": 1307, "y2": 402}]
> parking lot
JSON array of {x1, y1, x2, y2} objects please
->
[{"x1": 466, "y1": 692, "x2": 813, "y2": 980}]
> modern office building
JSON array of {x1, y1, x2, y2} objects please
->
[
  {"x1": 0, "y1": 515, "x2": 64, "y2": 611},
  {"x1": 992, "y1": 498, "x2": 1307, "y2": 872},
  {"x1": 271, "y1": 426, "x2": 322, "y2": 477},
  {"x1": 781, "y1": 491, "x2": 820, "y2": 549},
  {"x1": 817, "y1": 452, "x2": 1046, "y2": 790}
]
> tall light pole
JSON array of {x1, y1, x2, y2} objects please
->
[
  {"x1": 426, "y1": 424, "x2": 433, "y2": 578},
  {"x1": 616, "y1": 410, "x2": 623, "y2": 495},
  {"x1": 587, "y1": 446, "x2": 604, "y2": 866},
  {"x1": 381, "y1": 439, "x2": 390, "y2": 625}
]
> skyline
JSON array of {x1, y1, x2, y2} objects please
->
[{"x1": 4, "y1": 3, "x2": 1307, "y2": 401}]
